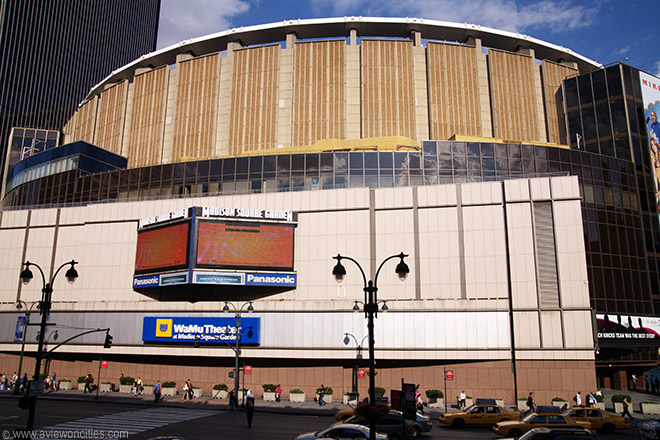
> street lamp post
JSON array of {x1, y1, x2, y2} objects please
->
[
  {"x1": 223, "y1": 301, "x2": 254, "y2": 406},
  {"x1": 14, "y1": 300, "x2": 39, "y2": 395},
  {"x1": 19, "y1": 259, "x2": 78, "y2": 434},
  {"x1": 332, "y1": 252, "x2": 409, "y2": 440},
  {"x1": 343, "y1": 332, "x2": 368, "y2": 394}
]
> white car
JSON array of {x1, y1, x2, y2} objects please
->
[
  {"x1": 295, "y1": 423, "x2": 388, "y2": 440},
  {"x1": 639, "y1": 420, "x2": 660, "y2": 439}
]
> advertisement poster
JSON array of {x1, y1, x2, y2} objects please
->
[
  {"x1": 596, "y1": 313, "x2": 660, "y2": 345},
  {"x1": 640, "y1": 71, "x2": 660, "y2": 223},
  {"x1": 142, "y1": 316, "x2": 261, "y2": 345}
]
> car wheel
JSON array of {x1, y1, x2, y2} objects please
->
[
  {"x1": 601, "y1": 422, "x2": 615, "y2": 433},
  {"x1": 509, "y1": 428, "x2": 523, "y2": 438},
  {"x1": 451, "y1": 418, "x2": 465, "y2": 428},
  {"x1": 414, "y1": 426, "x2": 422, "y2": 437},
  {"x1": 388, "y1": 434, "x2": 403, "y2": 440}
]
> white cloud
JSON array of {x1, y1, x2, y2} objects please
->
[
  {"x1": 612, "y1": 47, "x2": 630, "y2": 56},
  {"x1": 654, "y1": 61, "x2": 660, "y2": 78},
  {"x1": 157, "y1": 0, "x2": 250, "y2": 50},
  {"x1": 310, "y1": 0, "x2": 598, "y2": 34}
]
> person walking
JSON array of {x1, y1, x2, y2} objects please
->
[
  {"x1": 84, "y1": 373, "x2": 92, "y2": 393},
  {"x1": 573, "y1": 391, "x2": 582, "y2": 407},
  {"x1": 646, "y1": 374, "x2": 651, "y2": 392},
  {"x1": 622, "y1": 395, "x2": 634, "y2": 420},
  {"x1": 632, "y1": 374, "x2": 638, "y2": 391},
  {"x1": 459, "y1": 390, "x2": 467, "y2": 410},
  {"x1": 154, "y1": 381, "x2": 161, "y2": 403},
  {"x1": 526, "y1": 392, "x2": 535, "y2": 414},
  {"x1": 228, "y1": 390, "x2": 237, "y2": 411},
  {"x1": 187, "y1": 379, "x2": 194, "y2": 400},
  {"x1": 275, "y1": 384, "x2": 282, "y2": 403},
  {"x1": 246, "y1": 397, "x2": 255, "y2": 428},
  {"x1": 317, "y1": 384, "x2": 326, "y2": 406}
]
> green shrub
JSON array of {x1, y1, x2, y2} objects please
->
[
  {"x1": 77, "y1": 375, "x2": 93, "y2": 384},
  {"x1": 213, "y1": 384, "x2": 228, "y2": 391},
  {"x1": 466, "y1": 395, "x2": 473, "y2": 399},
  {"x1": 119, "y1": 376, "x2": 134, "y2": 385},
  {"x1": 102, "y1": 382, "x2": 111, "y2": 384},
  {"x1": 425, "y1": 389, "x2": 444, "y2": 398},
  {"x1": 290, "y1": 388, "x2": 304, "y2": 394},
  {"x1": 595, "y1": 394, "x2": 604, "y2": 402},
  {"x1": 552, "y1": 397, "x2": 566, "y2": 402},
  {"x1": 162, "y1": 381, "x2": 176, "y2": 388},
  {"x1": 39, "y1": 373, "x2": 48, "y2": 380},
  {"x1": 518, "y1": 397, "x2": 528, "y2": 401},
  {"x1": 59, "y1": 379, "x2": 71, "y2": 383},
  {"x1": 611, "y1": 394, "x2": 631, "y2": 403},
  {"x1": 374, "y1": 387, "x2": 385, "y2": 397},
  {"x1": 262, "y1": 384, "x2": 277, "y2": 392}
]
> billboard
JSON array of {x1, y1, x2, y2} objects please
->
[
  {"x1": 596, "y1": 313, "x2": 660, "y2": 345},
  {"x1": 142, "y1": 316, "x2": 261, "y2": 345},
  {"x1": 134, "y1": 220, "x2": 190, "y2": 274},
  {"x1": 640, "y1": 72, "x2": 660, "y2": 223},
  {"x1": 196, "y1": 220, "x2": 294, "y2": 271}
]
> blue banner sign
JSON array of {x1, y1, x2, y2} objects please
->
[
  {"x1": 142, "y1": 316, "x2": 261, "y2": 345},
  {"x1": 133, "y1": 275, "x2": 160, "y2": 288},
  {"x1": 245, "y1": 272, "x2": 297, "y2": 287},
  {"x1": 14, "y1": 316, "x2": 26, "y2": 343}
]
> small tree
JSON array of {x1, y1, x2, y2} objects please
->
[
  {"x1": 213, "y1": 384, "x2": 228, "y2": 391},
  {"x1": 425, "y1": 389, "x2": 444, "y2": 399},
  {"x1": 262, "y1": 384, "x2": 277, "y2": 392},
  {"x1": 119, "y1": 376, "x2": 134, "y2": 386}
]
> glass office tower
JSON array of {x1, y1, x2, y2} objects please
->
[{"x1": 0, "y1": 0, "x2": 160, "y2": 182}]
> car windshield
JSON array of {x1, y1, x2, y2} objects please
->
[
  {"x1": 465, "y1": 405, "x2": 477, "y2": 413},
  {"x1": 522, "y1": 413, "x2": 540, "y2": 423}
]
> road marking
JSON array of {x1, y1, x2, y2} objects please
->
[{"x1": 31, "y1": 407, "x2": 217, "y2": 438}]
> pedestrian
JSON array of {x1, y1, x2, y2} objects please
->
[
  {"x1": 417, "y1": 393, "x2": 425, "y2": 414},
  {"x1": 137, "y1": 377, "x2": 143, "y2": 395},
  {"x1": 154, "y1": 380, "x2": 161, "y2": 403},
  {"x1": 182, "y1": 381, "x2": 189, "y2": 400},
  {"x1": 632, "y1": 374, "x2": 638, "y2": 391},
  {"x1": 246, "y1": 397, "x2": 255, "y2": 428},
  {"x1": 573, "y1": 391, "x2": 582, "y2": 407},
  {"x1": 654, "y1": 376, "x2": 660, "y2": 395},
  {"x1": 51, "y1": 372, "x2": 57, "y2": 391},
  {"x1": 11, "y1": 371, "x2": 18, "y2": 390},
  {"x1": 84, "y1": 373, "x2": 92, "y2": 393},
  {"x1": 133, "y1": 378, "x2": 139, "y2": 396},
  {"x1": 646, "y1": 374, "x2": 651, "y2": 392},
  {"x1": 228, "y1": 390, "x2": 237, "y2": 411},
  {"x1": 587, "y1": 392, "x2": 596, "y2": 407},
  {"x1": 622, "y1": 395, "x2": 634, "y2": 420},
  {"x1": 459, "y1": 390, "x2": 466, "y2": 410},
  {"x1": 275, "y1": 384, "x2": 282, "y2": 402},
  {"x1": 21, "y1": 373, "x2": 28, "y2": 392},
  {"x1": 246, "y1": 388, "x2": 253, "y2": 400},
  {"x1": 187, "y1": 379, "x2": 194, "y2": 399},
  {"x1": 317, "y1": 384, "x2": 326, "y2": 406},
  {"x1": 526, "y1": 392, "x2": 535, "y2": 414}
]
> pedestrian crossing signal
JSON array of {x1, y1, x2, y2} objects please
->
[{"x1": 103, "y1": 333, "x2": 113, "y2": 348}]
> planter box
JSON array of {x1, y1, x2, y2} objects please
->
[
  {"x1": 162, "y1": 387, "x2": 177, "y2": 397},
  {"x1": 517, "y1": 401, "x2": 528, "y2": 411},
  {"x1": 552, "y1": 401, "x2": 568, "y2": 408},
  {"x1": 100, "y1": 383, "x2": 111, "y2": 392},
  {"x1": 77, "y1": 383, "x2": 86, "y2": 391},
  {"x1": 343, "y1": 394, "x2": 359, "y2": 405},
  {"x1": 193, "y1": 388, "x2": 202, "y2": 398},
  {"x1": 613, "y1": 402, "x2": 623, "y2": 414},
  {"x1": 263, "y1": 391, "x2": 276, "y2": 401},
  {"x1": 119, "y1": 384, "x2": 132, "y2": 394},
  {"x1": 428, "y1": 398, "x2": 444, "y2": 408},
  {"x1": 322, "y1": 394, "x2": 333, "y2": 404},
  {"x1": 595, "y1": 402, "x2": 605, "y2": 410},
  {"x1": 641, "y1": 402, "x2": 660, "y2": 415},
  {"x1": 290, "y1": 393, "x2": 305, "y2": 403},
  {"x1": 58, "y1": 381, "x2": 71, "y2": 390},
  {"x1": 143, "y1": 385, "x2": 154, "y2": 395},
  {"x1": 213, "y1": 390, "x2": 228, "y2": 399},
  {"x1": 238, "y1": 390, "x2": 245, "y2": 401},
  {"x1": 465, "y1": 397, "x2": 474, "y2": 407}
]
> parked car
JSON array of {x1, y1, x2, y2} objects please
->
[
  {"x1": 493, "y1": 409, "x2": 592, "y2": 438},
  {"x1": 295, "y1": 423, "x2": 388, "y2": 440},
  {"x1": 344, "y1": 413, "x2": 416, "y2": 440},
  {"x1": 639, "y1": 419, "x2": 660, "y2": 440},
  {"x1": 500, "y1": 427, "x2": 597, "y2": 439},
  {"x1": 438, "y1": 400, "x2": 521, "y2": 427},
  {"x1": 336, "y1": 408, "x2": 431, "y2": 436},
  {"x1": 562, "y1": 406, "x2": 629, "y2": 433}
]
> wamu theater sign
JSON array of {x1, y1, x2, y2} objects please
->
[{"x1": 142, "y1": 316, "x2": 261, "y2": 345}]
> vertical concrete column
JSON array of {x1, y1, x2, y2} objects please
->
[
  {"x1": 612, "y1": 370, "x2": 628, "y2": 390},
  {"x1": 411, "y1": 31, "x2": 429, "y2": 142},
  {"x1": 519, "y1": 48, "x2": 547, "y2": 142},
  {"x1": 161, "y1": 53, "x2": 192, "y2": 164},
  {"x1": 215, "y1": 41, "x2": 242, "y2": 157},
  {"x1": 121, "y1": 74, "x2": 139, "y2": 159},
  {"x1": 276, "y1": 33, "x2": 296, "y2": 148},
  {"x1": 345, "y1": 29, "x2": 361, "y2": 139},
  {"x1": 470, "y1": 37, "x2": 492, "y2": 138}
]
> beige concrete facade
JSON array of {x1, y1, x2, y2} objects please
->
[{"x1": 0, "y1": 176, "x2": 595, "y2": 402}]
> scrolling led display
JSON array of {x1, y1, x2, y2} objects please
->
[
  {"x1": 196, "y1": 221, "x2": 294, "y2": 271},
  {"x1": 135, "y1": 221, "x2": 190, "y2": 273}
]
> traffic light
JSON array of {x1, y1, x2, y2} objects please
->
[
  {"x1": 194, "y1": 335, "x2": 200, "y2": 348},
  {"x1": 103, "y1": 333, "x2": 113, "y2": 348},
  {"x1": 228, "y1": 371, "x2": 234, "y2": 378}
]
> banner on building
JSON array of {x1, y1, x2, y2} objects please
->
[
  {"x1": 640, "y1": 72, "x2": 660, "y2": 224},
  {"x1": 596, "y1": 313, "x2": 660, "y2": 345},
  {"x1": 142, "y1": 316, "x2": 261, "y2": 345}
]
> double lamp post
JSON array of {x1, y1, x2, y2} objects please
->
[{"x1": 332, "y1": 252, "x2": 409, "y2": 440}]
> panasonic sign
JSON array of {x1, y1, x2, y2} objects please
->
[
  {"x1": 133, "y1": 275, "x2": 160, "y2": 288},
  {"x1": 245, "y1": 273, "x2": 297, "y2": 287}
]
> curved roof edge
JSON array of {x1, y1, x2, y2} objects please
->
[{"x1": 84, "y1": 16, "x2": 602, "y2": 103}]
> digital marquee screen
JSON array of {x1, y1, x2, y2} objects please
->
[
  {"x1": 196, "y1": 220, "x2": 294, "y2": 271},
  {"x1": 135, "y1": 221, "x2": 190, "y2": 274}
]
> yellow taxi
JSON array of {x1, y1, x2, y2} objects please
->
[
  {"x1": 438, "y1": 398, "x2": 522, "y2": 428},
  {"x1": 335, "y1": 408, "x2": 357, "y2": 422},
  {"x1": 563, "y1": 407, "x2": 629, "y2": 433},
  {"x1": 492, "y1": 406, "x2": 592, "y2": 438}
]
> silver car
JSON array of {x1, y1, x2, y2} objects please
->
[
  {"x1": 295, "y1": 423, "x2": 388, "y2": 440},
  {"x1": 639, "y1": 420, "x2": 660, "y2": 440}
]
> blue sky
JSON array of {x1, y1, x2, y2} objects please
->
[{"x1": 158, "y1": 0, "x2": 659, "y2": 77}]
